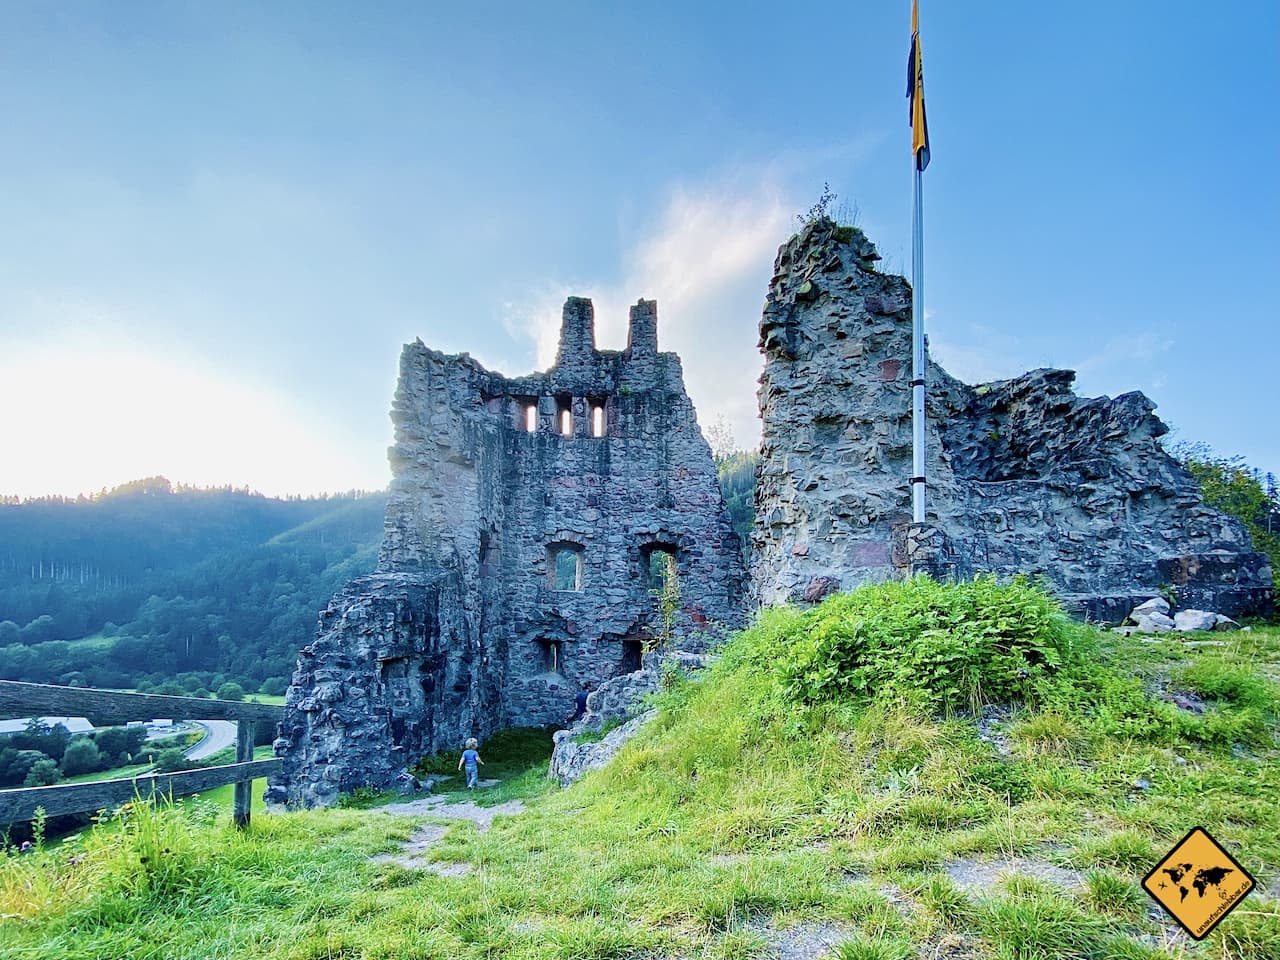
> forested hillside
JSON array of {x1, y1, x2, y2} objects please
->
[
  {"x1": 0, "y1": 479, "x2": 384, "y2": 695},
  {"x1": 716, "y1": 450, "x2": 757, "y2": 559}
]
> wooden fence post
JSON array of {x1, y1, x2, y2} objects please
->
[{"x1": 233, "y1": 719, "x2": 255, "y2": 829}]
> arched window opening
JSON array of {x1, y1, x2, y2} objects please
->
[
  {"x1": 536, "y1": 639, "x2": 563, "y2": 673},
  {"x1": 620, "y1": 637, "x2": 643, "y2": 674},
  {"x1": 591, "y1": 405, "x2": 605, "y2": 437},
  {"x1": 555, "y1": 395, "x2": 573, "y2": 438},
  {"x1": 547, "y1": 542, "x2": 584, "y2": 591}
]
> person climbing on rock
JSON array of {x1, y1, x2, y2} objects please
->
[
  {"x1": 571, "y1": 681, "x2": 592, "y2": 723},
  {"x1": 458, "y1": 737, "x2": 483, "y2": 789}
]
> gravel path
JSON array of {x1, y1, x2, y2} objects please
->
[{"x1": 369, "y1": 791, "x2": 528, "y2": 875}]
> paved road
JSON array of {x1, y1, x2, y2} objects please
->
[{"x1": 186, "y1": 719, "x2": 238, "y2": 760}]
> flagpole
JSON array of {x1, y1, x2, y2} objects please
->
[
  {"x1": 911, "y1": 158, "x2": 926, "y2": 524},
  {"x1": 907, "y1": 0, "x2": 928, "y2": 526}
]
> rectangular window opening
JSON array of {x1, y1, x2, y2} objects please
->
[
  {"x1": 548, "y1": 543, "x2": 584, "y2": 591},
  {"x1": 555, "y1": 395, "x2": 573, "y2": 438},
  {"x1": 525, "y1": 404, "x2": 538, "y2": 433},
  {"x1": 536, "y1": 639, "x2": 562, "y2": 673},
  {"x1": 645, "y1": 547, "x2": 678, "y2": 591}
]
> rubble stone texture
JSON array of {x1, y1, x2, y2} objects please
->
[
  {"x1": 750, "y1": 218, "x2": 1274, "y2": 622},
  {"x1": 269, "y1": 298, "x2": 744, "y2": 807}
]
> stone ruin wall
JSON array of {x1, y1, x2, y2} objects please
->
[
  {"x1": 750, "y1": 218, "x2": 1274, "y2": 621},
  {"x1": 269, "y1": 298, "x2": 744, "y2": 807}
]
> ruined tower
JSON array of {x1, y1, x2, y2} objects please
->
[
  {"x1": 751, "y1": 218, "x2": 1274, "y2": 620},
  {"x1": 270, "y1": 298, "x2": 744, "y2": 807}
]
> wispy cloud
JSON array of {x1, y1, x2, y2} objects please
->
[
  {"x1": 930, "y1": 323, "x2": 1178, "y2": 406},
  {"x1": 505, "y1": 169, "x2": 804, "y2": 449},
  {"x1": 1074, "y1": 331, "x2": 1175, "y2": 375}
]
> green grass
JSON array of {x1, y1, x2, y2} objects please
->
[
  {"x1": 3, "y1": 584, "x2": 1277, "y2": 959},
  {"x1": 59, "y1": 762, "x2": 155, "y2": 785},
  {"x1": 413, "y1": 726, "x2": 557, "y2": 807}
]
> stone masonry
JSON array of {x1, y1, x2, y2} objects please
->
[
  {"x1": 269, "y1": 298, "x2": 744, "y2": 807},
  {"x1": 751, "y1": 218, "x2": 1274, "y2": 621}
]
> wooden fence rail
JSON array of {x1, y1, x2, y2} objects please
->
[{"x1": 0, "y1": 680, "x2": 284, "y2": 828}]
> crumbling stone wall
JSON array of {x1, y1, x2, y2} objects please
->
[
  {"x1": 271, "y1": 298, "x2": 744, "y2": 807},
  {"x1": 751, "y1": 218, "x2": 1274, "y2": 621}
]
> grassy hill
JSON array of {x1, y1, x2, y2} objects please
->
[{"x1": 2, "y1": 580, "x2": 1277, "y2": 959}]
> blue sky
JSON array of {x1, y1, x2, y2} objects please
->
[{"x1": 1, "y1": 1, "x2": 1276, "y2": 497}]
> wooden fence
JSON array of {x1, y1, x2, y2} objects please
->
[{"x1": 0, "y1": 680, "x2": 283, "y2": 828}]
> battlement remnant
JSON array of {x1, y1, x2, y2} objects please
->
[
  {"x1": 750, "y1": 217, "x2": 1274, "y2": 621},
  {"x1": 270, "y1": 298, "x2": 743, "y2": 808}
]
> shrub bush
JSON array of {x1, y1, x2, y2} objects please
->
[
  {"x1": 771, "y1": 576, "x2": 1085, "y2": 712},
  {"x1": 60, "y1": 737, "x2": 104, "y2": 776},
  {"x1": 22, "y1": 758, "x2": 60, "y2": 786}
]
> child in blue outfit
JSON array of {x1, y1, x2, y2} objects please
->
[{"x1": 457, "y1": 737, "x2": 483, "y2": 789}]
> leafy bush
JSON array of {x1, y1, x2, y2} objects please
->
[
  {"x1": 151, "y1": 748, "x2": 194, "y2": 773},
  {"x1": 336, "y1": 786, "x2": 393, "y2": 809},
  {"x1": 258, "y1": 676, "x2": 288, "y2": 696},
  {"x1": 2, "y1": 750, "x2": 53, "y2": 787},
  {"x1": 771, "y1": 576, "x2": 1085, "y2": 712},
  {"x1": 59, "y1": 737, "x2": 104, "y2": 776},
  {"x1": 22, "y1": 758, "x2": 60, "y2": 786}
]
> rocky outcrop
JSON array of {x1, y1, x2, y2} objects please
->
[
  {"x1": 751, "y1": 218, "x2": 1274, "y2": 621},
  {"x1": 548, "y1": 649, "x2": 713, "y2": 786},
  {"x1": 548, "y1": 710, "x2": 656, "y2": 788},
  {"x1": 271, "y1": 298, "x2": 744, "y2": 808}
]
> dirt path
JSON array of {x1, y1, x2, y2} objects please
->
[{"x1": 369, "y1": 790, "x2": 527, "y2": 876}]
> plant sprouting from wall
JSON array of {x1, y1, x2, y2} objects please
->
[{"x1": 648, "y1": 552, "x2": 681, "y2": 656}]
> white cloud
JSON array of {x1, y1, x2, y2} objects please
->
[
  {"x1": 507, "y1": 172, "x2": 799, "y2": 451},
  {"x1": 0, "y1": 333, "x2": 388, "y2": 498}
]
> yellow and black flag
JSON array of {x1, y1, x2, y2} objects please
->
[{"x1": 907, "y1": 0, "x2": 930, "y2": 171}]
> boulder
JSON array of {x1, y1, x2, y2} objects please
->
[
  {"x1": 1213, "y1": 614, "x2": 1241, "y2": 631},
  {"x1": 1132, "y1": 611, "x2": 1176, "y2": 633},
  {"x1": 1173, "y1": 609, "x2": 1218, "y2": 633},
  {"x1": 803, "y1": 575, "x2": 842, "y2": 604},
  {"x1": 549, "y1": 710, "x2": 656, "y2": 787},
  {"x1": 1130, "y1": 597, "x2": 1171, "y2": 619}
]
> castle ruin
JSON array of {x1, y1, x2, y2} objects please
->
[
  {"x1": 268, "y1": 298, "x2": 744, "y2": 807},
  {"x1": 272, "y1": 220, "x2": 1272, "y2": 806}
]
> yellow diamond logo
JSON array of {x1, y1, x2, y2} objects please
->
[{"x1": 1142, "y1": 827, "x2": 1255, "y2": 940}]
